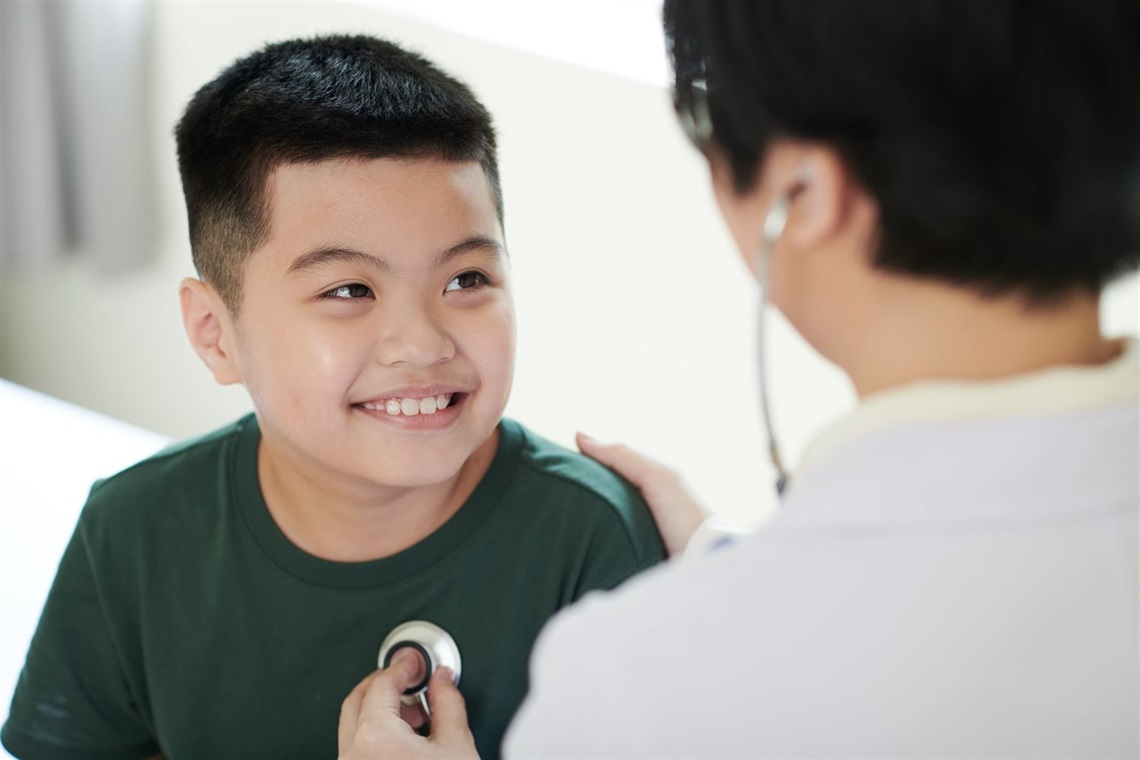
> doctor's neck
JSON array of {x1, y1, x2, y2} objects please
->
[{"x1": 836, "y1": 277, "x2": 1118, "y2": 399}]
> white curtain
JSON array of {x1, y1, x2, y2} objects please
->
[{"x1": 1, "y1": 0, "x2": 156, "y2": 273}]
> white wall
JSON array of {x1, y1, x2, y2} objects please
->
[{"x1": 1, "y1": 1, "x2": 1137, "y2": 531}]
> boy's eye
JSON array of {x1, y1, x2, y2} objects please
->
[
  {"x1": 444, "y1": 271, "x2": 489, "y2": 292},
  {"x1": 322, "y1": 283, "x2": 373, "y2": 300}
]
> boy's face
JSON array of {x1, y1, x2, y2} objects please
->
[{"x1": 219, "y1": 157, "x2": 513, "y2": 489}]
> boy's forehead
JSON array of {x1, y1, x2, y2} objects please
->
[
  {"x1": 266, "y1": 156, "x2": 495, "y2": 212},
  {"x1": 257, "y1": 156, "x2": 503, "y2": 265}
]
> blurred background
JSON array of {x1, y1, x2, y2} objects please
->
[{"x1": 1, "y1": 0, "x2": 1137, "y2": 531}]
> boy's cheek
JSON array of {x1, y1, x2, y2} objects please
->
[
  {"x1": 467, "y1": 320, "x2": 515, "y2": 412},
  {"x1": 465, "y1": 299, "x2": 516, "y2": 357}
]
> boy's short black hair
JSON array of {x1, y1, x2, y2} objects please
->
[
  {"x1": 175, "y1": 34, "x2": 502, "y2": 313},
  {"x1": 665, "y1": 0, "x2": 1140, "y2": 300}
]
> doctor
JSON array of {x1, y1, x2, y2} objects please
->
[{"x1": 338, "y1": 0, "x2": 1140, "y2": 756}]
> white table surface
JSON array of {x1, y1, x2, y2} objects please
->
[{"x1": 0, "y1": 380, "x2": 169, "y2": 758}]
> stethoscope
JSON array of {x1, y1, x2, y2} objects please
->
[
  {"x1": 756, "y1": 191, "x2": 794, "y2": 499},
  {"x1": 681, "y1": 70, "x2": 792, "y2": 500},
  {"x1": 377, "y1": 620, "x2": 462, "y2": 719}
]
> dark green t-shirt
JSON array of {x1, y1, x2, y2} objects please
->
[{"x1": 2, "y1": 415, "x2": 664, "y2": 760}]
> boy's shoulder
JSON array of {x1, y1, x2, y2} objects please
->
[
  {"x1": 81, "y1": 414, "x2": 255, "y2": 528},
  {"x1": 509, "y1": 421, "x2": 633, "y2": 501},
  {"x1": 502, "y1": 419, "x2": 662, "y2": 546}
]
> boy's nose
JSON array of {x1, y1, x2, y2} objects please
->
[{"x1": 374, "y1": 311, "x2": 456, "y2": 368}]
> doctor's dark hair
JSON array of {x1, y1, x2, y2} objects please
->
[
  {"x1": 175, "y1": 34, "x2": 502, "y2": 314},
  {"x1": 664, "y1": 0, "x2": 1140, "y2": 299}
]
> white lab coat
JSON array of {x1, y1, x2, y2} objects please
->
[{"x1": 505, "y1": 341, "x2": 1139, "y2": 759}]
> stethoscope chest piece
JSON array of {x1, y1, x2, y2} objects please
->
[{"x1": 377, "y1": 620, "x2": 462, "y2": 712}]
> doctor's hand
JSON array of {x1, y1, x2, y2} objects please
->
[
  {"x1": 577, "y1": 433, "x2": 709, "y2": 557},
  {"x1": 338, "y1": 649, "x2": 479, "y2": 760}
]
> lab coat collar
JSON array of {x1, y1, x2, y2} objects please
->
[{"x1": 798, "y1": 337, "x2": 1139, "y2": 479}]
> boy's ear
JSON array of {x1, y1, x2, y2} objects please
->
[{"x1": 180, "y1": 278, "x2": 242, "y2": 386}]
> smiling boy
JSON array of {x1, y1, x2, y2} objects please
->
[
  {"x1": 191, "y1": 157, "x2": 515, "y2": 563},
  {"x1": 1, "y1": 36, "x2": 664, "y2": 760}
]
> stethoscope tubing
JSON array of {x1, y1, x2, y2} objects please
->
[{"x1": 756, "y1": 195, "x2": 792, "y2": 499}]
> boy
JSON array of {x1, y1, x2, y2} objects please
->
[{"x1": 1, "y1": 35, "x2": 664, "y2": 760}]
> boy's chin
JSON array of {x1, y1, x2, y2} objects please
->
[
  {"x1": 374, "y1": 468, "x2": 463, "y2": 490},
  {"x1": 362, "y1": 454, "x2": 471, "y2": 490}
]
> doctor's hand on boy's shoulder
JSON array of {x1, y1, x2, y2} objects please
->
[
  {"x1": 339, "y1": 649, "x2": 479, "y2": 760},
  {"x1": 576, "y1": 432, "x2": 709, "y2": 557}
]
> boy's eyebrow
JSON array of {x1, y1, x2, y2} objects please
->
[
  {"x1": 432, "y1": 236, "x2": 504, "y2": 268},
  {"x1": 286, "y1": 236, "x2": 504, "y2": 275},
  {"x1": 287, "y1": 247, "x2": 391, "y2": 275}
]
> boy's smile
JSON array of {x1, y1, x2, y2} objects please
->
[{"x1": 205, "y1": 157, "x2": 514, "y2": 503}]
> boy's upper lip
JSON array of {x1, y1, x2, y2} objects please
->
[{"x1": 353, "y1": 383, "x2": 473, "y2": 404}]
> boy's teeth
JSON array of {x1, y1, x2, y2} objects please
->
[{"x1": 368, "y1": 394, "x2": 454, "y2": 417}]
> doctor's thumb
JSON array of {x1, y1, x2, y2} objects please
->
[{"x1": 426, "y1": 668, "x2": 479, "y2": 757}]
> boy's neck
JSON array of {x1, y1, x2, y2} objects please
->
[
  {"x1": 256, "y1": 428, "x2": 500, "y2": 563},
  {"x1": 841, "y1": 279, "x2": 1118, "y2": 398}
]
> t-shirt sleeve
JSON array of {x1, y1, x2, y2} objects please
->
[{"x1": 1, "y1": 503, "x2": 158, "y2": 760}]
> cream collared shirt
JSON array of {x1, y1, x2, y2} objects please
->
[
  {"x1": 685, "y1": 337, "x2": 1139, "y2": 556},
  {"x1": 507, "y1": 340, "x2": 1139, "y2": 758}
]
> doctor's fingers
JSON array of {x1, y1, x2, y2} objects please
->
[
  {"x1": 575, "y1": 433, "x2": 680, "y2": 495},
  {"x1": 339, "y1": 652, "x2": 422, "y2": 753},
  {"x1": 338, "y1": 670, "x2": 376, "y2": 752},
  {"x1": 576, "y1": 433, "x2": 708, "y2": 557},
  {"x1": 425, "y1": 668, "x2": 479, "y2": 756},
  {"x1": 364, "y1": 648, "x2": 424, "y2": 717}
]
